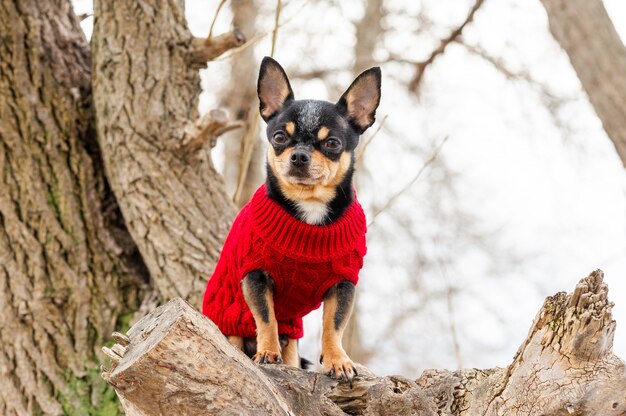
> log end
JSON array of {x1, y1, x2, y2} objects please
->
[{"x1": 534, "y1": 269, "x2": 616, "y2": 360}]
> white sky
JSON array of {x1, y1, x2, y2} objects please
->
[{"x1": 73, "y1": 0, "x2": 626, "y2": 375}]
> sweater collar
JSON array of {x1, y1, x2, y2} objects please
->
[{"x1": 249, "y1": 184, "x2": 366, "y2": 260}]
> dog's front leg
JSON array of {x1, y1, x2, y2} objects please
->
[
  {"x1": 320, "y1": 280, "x2": 357, "y2": 384},
  {"x1": 241, "y1": 270, "x2": 282, "y2": 364}
]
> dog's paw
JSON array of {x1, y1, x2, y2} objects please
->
[
  {"x1": 253, "y1": 350, "x2": 282, "y2": 364},
  {"x1": 320, "y1": 351, "x2": 358, "y2": 386}
]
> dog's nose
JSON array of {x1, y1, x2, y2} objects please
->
[{"x1": 290, "y1": 151, "x2": 310, "y2": 166}]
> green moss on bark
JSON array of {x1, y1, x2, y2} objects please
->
[{"x1": 60, "y1": 367, "x2": 122, "y2": 416}]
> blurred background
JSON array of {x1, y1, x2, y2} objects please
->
[{"x1": 74, "y1": 0, "x2": 626, "y2": 376}]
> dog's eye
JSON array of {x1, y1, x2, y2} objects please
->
[
  {"x1": 272, "y1": 132, "x2": 288, "y2": 145},
  {"x1": 323, "y1": 138, "x2": 342, "y2": 151}
]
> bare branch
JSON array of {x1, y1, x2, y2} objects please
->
[
  {"x1": 270, "y1": 0, "x2": 283, "y2": 57},
  {"x1": 232, "y1": 113, "x2": 260, "y2": 205},
  {"x1": 289, "y1": 67, "x2": 342, "y2": 80},
  {"x1": 461, "y1": 43, "x2": 532, "y2": 82},
  {"x1": 460, "y1": 42, "x2": 579, "y2": 133},
  {"x1": 368, "y1": 136, "x2": 450, "y2": 228},
  {"x1": 188, "y1": 29, "x2": 246, "y2": 68},
  {"x1": 232, "y1": 0, "x2": 283, "y2": 204},
  {"x1": 356, "y1": 114, "x2": 388, "y2": 162},
  {"x1": 409, "y1": 0, "x2": 486, "y2": 92},
  {"x1": 179, "y1": 109, "x2": 243, "y2": 157},
  {"x1": 214, "y1": 0, "x2": 313, "y2": 62},
  {"x1": 208, "y1": 0, "x2": 228, "y2": 40}
]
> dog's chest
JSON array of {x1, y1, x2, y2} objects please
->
[{"x1": 295, "y1": 200, "x2": 329, "y2": 225}]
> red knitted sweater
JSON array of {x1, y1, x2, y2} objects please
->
[{"x1": 202, "y1": 185, "x2": 367, "y2": 339}]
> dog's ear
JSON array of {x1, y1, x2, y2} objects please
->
[
  {"x1": 336, "y1": 67, "x2": 381, "y2": 134},
  {"x1": 258, "y1": 57, "x2": 294, "y2": 121}
]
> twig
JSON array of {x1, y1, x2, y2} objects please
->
[
  {"x1": 462, "y1": 42, "x2": 531, "y2": 82},
  {"x1": 356, "y1": 114, "x2": 388, "y2": 162},
  {"x1": 270, "y1": 0, "x2": 282, "y2": 57},
  {"x1": 232, "y1": 0, "x2": 283, "y2": 205},
  {"x1": 215, "y1": 0, "x2": 311, "y2": 62},
  {"x1": 368, "y1": 136, "x2": 450, "y2": 228},
  {"x1": 232, "y1": 114, "x2": 260, "y2": 204},
  {"x1": 208, "y1": 0, "x2": 228, "y2": 40},
  {"x1": 409, "y1": 0, "x2": 486, "y2": 92},
  {"x1": 433, "y1": 241, "x2": 463, "y2": 369},
  {"x1": 460, "y1": 41, "x2": 576, "y2": 132},
  {"x1": 289, "y1": 67, "x2": 341, "y2": 80}
]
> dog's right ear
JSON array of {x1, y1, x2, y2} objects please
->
[{"x1": 258, "y1": 57, "x2": 294, "y2": 121}]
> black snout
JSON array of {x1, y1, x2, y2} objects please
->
[{"x1": 290, "y1": 151, "x2": 310, "y2": 167}]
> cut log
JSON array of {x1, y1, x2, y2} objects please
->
[{"x1": 101, "y1": 270, "x2": 626, "y2": 415}]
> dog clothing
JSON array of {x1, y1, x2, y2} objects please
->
[{"x1": 202, "y1": 184, "x2": 367, "y2": 339}]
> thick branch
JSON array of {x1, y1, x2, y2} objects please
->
[
  {"x1": 188, "y1": 29, "x2": 246, "y2": 68},
  {"x1": 540, "y1": 0, "x2": 626, "y2": 169},
  {"x1": 102, "y1": 270, "x2": 625, "y2": 415},
  {"x1": 92, "y1": 0, "x2": 236, "y2": 304},
  {"x1": 179, "y1": 109, "x2": 242, "y2": 158}
]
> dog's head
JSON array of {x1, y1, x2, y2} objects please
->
[{"x1": 258, "y1": 57, "x2": 381, "y2": 209}]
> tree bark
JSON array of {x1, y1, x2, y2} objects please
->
[
  {"x1": 91, "y1": 0, "x2": 236, "y2": 305},
  {"x1": 102, "y1": 270, "x2": 626, "y2": 416},
  {"x1": 1, "y1": 0, "x2": 247, "y2": 413},
  {"x1": 0, "y1": 1, "x2": 145, "y2": 414},
  {"x1": 540, "y1": 0, "x2": 626, "y2": 168}
]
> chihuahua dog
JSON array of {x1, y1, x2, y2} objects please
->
[{"x1": 202, "y1": 57, "x2": 381, "y2": 384}]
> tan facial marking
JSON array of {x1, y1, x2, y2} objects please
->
[
  {"x1": 267, "y1": 145, "x2": 293, "y2": 181},
  {"x1": 285, "y1": 121, "x2": 295, "y2": 136},
  {"x1": 328, "y1": 152, "x2": 352, "y2": 187},
  {"x1": 317, "y1": 126, "x2": 330, "y2": 140},
  {"x1": 268, "y1": 145, "x2": 352, "y2": 205}
]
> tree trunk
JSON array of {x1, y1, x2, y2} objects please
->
[
  {"x1": 0, "y1": 1, "x2": 145, "y2": 414},
  {"x1": 102, "y1": 270, "x2": 626, "y2": 416},
  {"x1": 1, "y1": 0, "x2": 246, "y2": 413},
  {"x1": 91, "y1": 0, "x2": 236, "y2": 305},
  {"x1": 540, "y1": 0, "x2": 626, "y2": 168}
]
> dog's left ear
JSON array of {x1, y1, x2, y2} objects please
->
[
  {"x1": 336, "y1": 67, "x2": 381, "y2": 134},
  {"x1": 258, "y1": 56, "x2": 295, "y2": 121}
]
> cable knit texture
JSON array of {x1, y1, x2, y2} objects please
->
[{"x1": 202, "y1": 184, "x2": 367, "y2": 339}]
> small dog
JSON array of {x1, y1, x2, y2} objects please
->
[{"x1": 203, "y1": 57, "x2": 381, "y2": 384}]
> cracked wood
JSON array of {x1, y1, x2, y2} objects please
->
[{"x1": 102, "y1": 270, "x2": 626, "y2": 416}]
